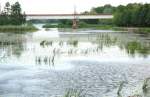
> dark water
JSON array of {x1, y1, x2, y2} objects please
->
[{"x1": 0, "y1": 25, "x2": 150, "y2": 97}]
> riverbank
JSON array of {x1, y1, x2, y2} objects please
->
[
  {"x1": 43, "y1": 23, "x2": 114, "y2": 30},
  {"x1": 113, "y1": 27, "x2": 150, "y2": 33},
  {"x1": 0, "y1": 25, "x2": 38, "y2": 33},
  {"x1": 43, "y1": 24, "x2": 150, "y2": 33}
]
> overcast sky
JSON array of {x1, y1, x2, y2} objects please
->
[{"x1": 0, "y1": 0, "x2": 150, "y2": 14}]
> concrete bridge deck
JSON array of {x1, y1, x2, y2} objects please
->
[{"x1": 26, "y1": 14, "x2": 113, "y2": 20}]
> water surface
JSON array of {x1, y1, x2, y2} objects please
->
[{"x1": 0, "y1": 25, "x2": 150, "y2": 97}]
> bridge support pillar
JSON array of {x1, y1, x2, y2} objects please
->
[{"x1": 72, "y1": 19, "x2": 77, "y2": 29}]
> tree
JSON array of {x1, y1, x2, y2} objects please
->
[
  {"x1": 4, "y1": 2, "x2": 11, "y2": 15},
  {"x1": 0, "y1": 2, "x2": 26, "y2": 25},
  {"x1": 0, "y1": 2, "x2": 11, "y2": 25},
  {"x1": 113, "y1": 5, "x2": 125, "y2": 26},
  {"x1": 143, "y1": 4, "x2": 150, "y2": 27},
  {"x1": 113, "y1": 3, "x2": 150, "y2": 27},
  {"x1": 91, "y1": 4, "x2": 116, "y2": 14},
  {"x1": 103, "y1": 4, "x2": 115, "y2": 14},
  {"x1": 11, "y1": 2, "x2": 22, "y2": 25},
  {"x1": 91, "y1": 7, "x2": 104, "y2": 14}
]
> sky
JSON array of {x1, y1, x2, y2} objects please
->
[{"x1": 0, "y1": 0, "x2": 150, "y2": 14}]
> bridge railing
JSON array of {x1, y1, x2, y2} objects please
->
[{"x1": 26, "y1": 14, "x2": 113, "y2": 20}]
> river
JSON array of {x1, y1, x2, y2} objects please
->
[{"x1": 0, "y1": 24, "x2": 150, "y2": 97}]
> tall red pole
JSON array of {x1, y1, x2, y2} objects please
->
[{"x1": 72, "y1": 5, "x2": 77, "y2": 29}]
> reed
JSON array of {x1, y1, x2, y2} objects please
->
[
  {"x1": 63, "y1": 89, "x2": 85, "y2": 97},
  {"x1": 0, "y1": 25, "x2": 38, "y2": 33}
]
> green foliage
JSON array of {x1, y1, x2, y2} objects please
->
[
  {"x1": 99, "y1": 19, "x2": 113, "y2": 25},
  {"x1": 59, "y1": 19, "x2": 72, "y2": 25},
  {"x1": 63, "y1": 89, "x2": 85, "y2": 97},
  {"x1": 43, "y1": 22, "x2": 114, "y2": 29},
  {"x1": 138, "y1": 28, "x2": 150, "y2": 33},
  {"x1": 125, "y1": 41, "x2": 149, "y2": 57},
  {"x1": 0, "y1": 25, "x2": 38, "y2": 32},
  {"x1": 43, "y1": 24, "x2": 58, "y2": 28},
  {"x1": 91, "y1": 4, "x2": 116, "y2": 14},
  {"x1": 114, "y1": 3, "x2": 150, "y2": 27},
  {"x1": 0, "y1": 2, "x2": 26, "y2": 25},
  {"x1": 80, "y1": 19, "x2": 99, "y2": 24},
  {"x1": 67, "y1": 40, "x2": 78, "y2": 47}
]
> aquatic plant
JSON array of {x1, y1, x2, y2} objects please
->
[
  {"x1": 117, "y1": 82, "x2": 125, "y2": 97},
  {"x1": 63, "y1": 89, "x2": 85, "y2": 97},
  {"x1": 67, "y1": 40, "x2": 78, "y2": 47},
  {"x1": 40, "y1": 40, "x2": 53, "y2": 47},
  {"x1": 125, "y1": 41, "x2": 149, "y2": 57},
  {"x1": 0, "y1": 25, "x2": 38, "y2": 32},
  {"x1": 143, "y1": 78, "x2": 150, "y2": 94}
]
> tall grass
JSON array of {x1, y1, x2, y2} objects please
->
[
  {"x1": 0, "y1": 24, "x2": 38, "y2": 33},
  {"x1": 42, "y1": 23, "x2": 114, "y2": 30},
  {"x1": 63, "y1": 89, "x2": 85, "y2": 97}
]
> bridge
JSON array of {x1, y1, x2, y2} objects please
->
[{"x1": 26, "y1": 14, "x2": 113, "y2": 20}]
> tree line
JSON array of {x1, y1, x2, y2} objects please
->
[
  {"x1": 81, "y1": 4, "x2": 115, "y2": 25},
  {"x1": 114, "y1": 3, "x2": 150, "y2": 27},
  {"x1": 0, "y1": 2, "x2": 26, "y2": 25},
  {"x1": 82, "y1": 4, "x2": 115, "y2": 15},
  {"x1": 83, "y1": 3, "x2": 150, "y2": 27}
]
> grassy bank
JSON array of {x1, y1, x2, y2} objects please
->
[
  {"x1": 42, "y1": 23, "x2": 124, "y2": 31},
  {"x1": 43, "y1": 23, "x2": 150, "y2": 33},
  {"x1": 113, "y1": 27, "x2": 150, "y2": 33},
  {"x1": 43, "y1": 24, "x2": 58, "y2": 28},
  {"x1": 43, "y1": 23, "x2": 73, "y2": 28},
  {"x1": 43, "y1": 23, "x2": 114, "y2": 29},
  {"x1": 137, "y1": 28, "x2": 150, "y2": 33},
  {"x1": 0, "y1": 24, "x2": 38, "y2": 33}
]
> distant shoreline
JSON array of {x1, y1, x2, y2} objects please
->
[
  {"x1": 0, "y1": 25, "x2": 38, "y2": 33},
  {"x1": 43, "y1": 23, "x2": 150, "y2": 33}
]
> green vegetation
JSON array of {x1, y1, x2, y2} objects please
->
[
  {"x1": 112, "y1": 27, "x2": 150, "y2": 33},
  {"x1": 43, "y1": 24, "x2": 58, "y2": 28},
  {"x1": 0, "y1": 24, "x2": 38, "y2": 32},
  {"x1": 114, "y1": 3, "x2": 150, "y2": 27},
  {"x1": 91, "y1": 3, "x2": 150, "y2": 33},
  {"x1": 42, "y1": 3, "x2": 150, "y2": 33},
  {"x1": 67, "y1": 40, "x2": 78, "y2": 47},
  {"x1": 43, "y1": 4, "x2": 115, "y2": 29},
  {"x1": 0, "y1": 2, "x2": 26, "y2": 25},
  {"x1": 138, "y1": 28, "x2": 150, "y2": 33},
  {"x1": 0, "y1": 2, "x2": 38, "y2": 32},
  {"x1": 82, "y1": 4, "x2": 116, "y2": 14},
  {"x1": 63, "y1": 89, "x2": 85, "y2": 97},
  {"x1": 43, "y1": 23, "x2": 114, "y2": 30},
  {"x1": 125, "y1": 41, "x2": 150, "y2": 57},
  {"x1": 43, "y1": 19, "x2": 114, "y2": 29}
]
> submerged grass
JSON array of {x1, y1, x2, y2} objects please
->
[
  {"x1": 63, "y1": 89, "x2": 85, "y2": 97},
  {"x1": 113, "y1": 27, "x2": 150, "y2": 33},
  {"x1": 0, "y1": 24, "x2": 38, "y2": 33},
  {"x1": 138, "y1": 28, "x2": 150, "y2": 33}
]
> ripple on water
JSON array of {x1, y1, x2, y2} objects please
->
[{"x1": 0, "y1": 27, "x2": 149, "y2": 97}]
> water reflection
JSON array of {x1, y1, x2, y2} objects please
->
[
  {"x1": 67, "y1": 40, "x2": 78, "y2": 47},
  {"x1": 0, "y1": 31, "x2": 149, "y2": 65},
  {"x1": 124, "y1": 41, "x2": 150, "y2": 57},
  {"x1": 0, "y1": 28, "x2": 150, "y2": 97},
  {"x1": 40, "y1": 40, "x2": 53, "y2": 47},
  {"x1": 59, "y1": 32, "x2": 150, "y2": 57},
  {"x1": 35, "y1": 56, "x2": 55, "y2": 66},
  {"x1": 0, "y1": 33, "x2": 28, "y2": 59}
]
